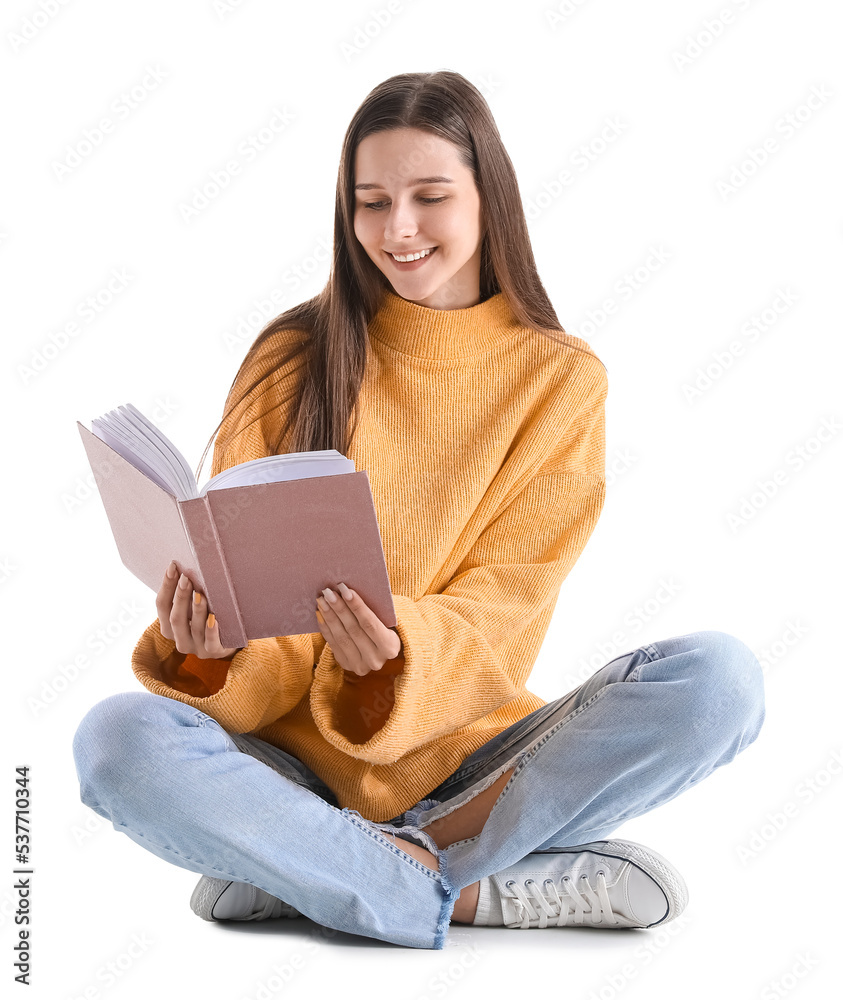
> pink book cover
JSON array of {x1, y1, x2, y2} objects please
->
[{"x1": 77, "y1": 421, "x2": 396, "y2": 650}]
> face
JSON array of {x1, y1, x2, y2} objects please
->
[{"x1": 353, "y1": 127, "x2": 485, "y2": 310}]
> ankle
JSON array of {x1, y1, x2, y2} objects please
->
[
  {"x1": 391, "y1": 835, "x2": 479, "y2": 924},
  {"x1": 451, "y1": 880, "x2": 480, "y2": 924}
]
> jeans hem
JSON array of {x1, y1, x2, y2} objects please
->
[{"x1": 434, "y1": 849, "x2": 459, "y2": 948}]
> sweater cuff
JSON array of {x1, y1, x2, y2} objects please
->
[
  {"x1": 131, "y1": 617, "x2": 314, "y2": 734},
  {"x1": 309, "y1": 595, "x2": 435, "y2": 763}
]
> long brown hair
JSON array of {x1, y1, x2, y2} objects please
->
[{"x1": 195, "y1": 70, "x2": 602, "y2": 482}]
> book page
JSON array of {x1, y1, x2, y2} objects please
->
[
  {"x1": 87, "y1": 402, "x2": 355, "y2": 499},
  {"x1": 91, "y1": 403, "x2": 197, "y2": 499},
  {"x1": 201, "y1": 451, "x2": 354, "y2": 494}
]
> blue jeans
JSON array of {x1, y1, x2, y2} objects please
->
[{"x1": 71, "y1": 630, "x2": 764, "y2": 950}]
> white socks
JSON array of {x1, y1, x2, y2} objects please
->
[{"x1": 471, "y1": 876, "x2": 504, "y2": 926}]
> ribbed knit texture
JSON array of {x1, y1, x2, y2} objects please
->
[{"x1": 131, "y1": 287, "x2": 608, "y2": 822}]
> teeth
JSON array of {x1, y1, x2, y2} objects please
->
[{"x1": 391, "y1": 248, "x2": 435, "y2": 262}]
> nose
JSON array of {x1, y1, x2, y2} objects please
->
[{"x1": 382, "y1": 196, "x2": 419, "y2": 243}]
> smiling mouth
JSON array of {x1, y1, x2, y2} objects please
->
[{"x1": 385, "y1": 247, "x2": 438, "y2": 262}]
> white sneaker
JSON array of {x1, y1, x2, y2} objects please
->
[
  {"x1": 472, "y1": 839, "x2": 688, "y2": 929},
  {"x1": 190, "y1": 875, "x2": 301, "y2": 921}
]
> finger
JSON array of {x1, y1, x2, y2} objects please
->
[
  {"x1": 322, "y1": 588, "x2": 380, "y2": 661},
  {"x1": 156, "y1": 560, "x2": 180, "y2": 640},
  {"x1": 318, "y1": 593, "x2": 365, "y2": 675},
  {"x1": 190, "y1": 589, "x2": 208, "y2": 650},
  {"x1": 199, "y1": 604, "x2": 231, "y2": 658},
  {"x1": 205, "y1": 615, "x2": 240, "y2": 659},
  {"x1": 170, "y1": 572, "x2": 195, "y2": 653},
  {"x1": 328, "y1": 586, "x2": 380, "y2": 675},
  {"x1": 317, "y1": 594, "x2": 345, "y2": 638},
  {"x1": 332, "y1": 585, "x2": 397, "y2": 660},
  {"x1": 315, "y1": 602, "x2": 330, "y2": 640}
]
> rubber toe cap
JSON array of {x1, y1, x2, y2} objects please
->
[{"x1": 625, "y1": 865, "x2": 669, "y2": 925}]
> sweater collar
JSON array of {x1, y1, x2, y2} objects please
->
[{"x1": 368, "y1": 287, "x2": 519, "y2": 360}]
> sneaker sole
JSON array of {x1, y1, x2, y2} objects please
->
[{"x1": 532, "y1": 838, "x2": 689, "y2": 927}]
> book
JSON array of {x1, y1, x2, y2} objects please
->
[{"x1": 77, "y1": 403, "x2": 395, "y2": 649}]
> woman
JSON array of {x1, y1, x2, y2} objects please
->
[{"x1": 72, "y1": 71, "x2": 765, "y2": 950}]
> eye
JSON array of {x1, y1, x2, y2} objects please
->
[{"x1": 362, "y1": 197, "x2": 447, "y2": 211}]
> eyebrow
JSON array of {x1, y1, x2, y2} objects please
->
[{"x1": 354, "y1": 176, "x2": 454, "y2": 191}]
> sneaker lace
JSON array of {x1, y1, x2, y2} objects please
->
[{"x1": 506, "y1": 871, "x2": 618, "y2": 928}]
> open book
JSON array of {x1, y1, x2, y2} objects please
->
[{"x1": 77, "y1": 403, "x2": 395, "y2": 648}]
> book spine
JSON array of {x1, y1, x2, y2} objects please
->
[{"x1": 179, "y1": 497, "x2": 247, "y2": 650}]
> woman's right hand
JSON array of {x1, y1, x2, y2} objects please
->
[{"x1": 156, "y1": 560, "x2": 241, "y2": 660}]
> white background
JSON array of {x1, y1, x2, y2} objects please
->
[{"x1": 3, "y1": 0, "x2": 841, "y2": 997}]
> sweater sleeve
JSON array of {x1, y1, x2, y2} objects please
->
[
  {"x1": 130, "y1": 335, "x2": 318, "y2": 734},
  {"x1": 309, "y1": 357, "x2": 608, "y2": 764}
]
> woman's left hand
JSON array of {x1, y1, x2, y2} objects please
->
[{"x1": 316, "y1": 583, "x2": 403, "y2": 677}]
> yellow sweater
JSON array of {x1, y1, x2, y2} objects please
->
[{"x1": 131, "y1": 288, "x2": 608, "y2": 822}]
